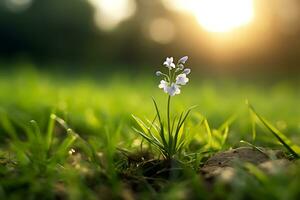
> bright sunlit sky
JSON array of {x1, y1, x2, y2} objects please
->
[
  {"x1": 88, "y1": 0, "x2": 254, "y2": 33},
  {"x1": 164, "y1": 0, "x2": 254, "y2": 33}
]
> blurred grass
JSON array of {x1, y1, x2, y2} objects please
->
[
  {"x1": 1, "y1": 68, "x2": 300, "y2": 144},
  {"x1": 1, "y1": 68, "x2": 300, "y2": 199}
]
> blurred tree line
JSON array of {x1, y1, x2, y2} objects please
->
[
  {"x1": 0, "y1": 0, "x2": 300, "y2": 73},
  {"x1": 0, "y1": 0, "x2": 164, "y2": 69}
]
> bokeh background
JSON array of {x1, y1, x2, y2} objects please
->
[
  {"x1": 1, "y1": 0, "x2": 300, "y2": 75},
  {"x1": 2, "y1": 2, "x2": 300, "y2": 199}
]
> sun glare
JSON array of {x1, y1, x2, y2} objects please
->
[
  {"x1": 88, "y1": 0, "x2": 136, "y2": 31},
  {"x1": 193, "y1": 0, "x2": 254, "y2": 32},
  {"x1": 164, "y1": 0, "x2": 254, "y2": 33}
]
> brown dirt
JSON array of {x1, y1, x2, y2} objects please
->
[{"x1": 200, "y1": 147, "x2": 289, "y2": 179}]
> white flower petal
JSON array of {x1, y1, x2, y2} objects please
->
[
  {"x1": 158, "y1": 80, "x2": 167, "y2": 88},
  {"x1": 167, "y1": 83, "x2": 181, "y2": 96},
  {"x1": 158, "y1": 80, "x2": 170, "y2": 93},
  {"x1": 167, "y1": 57, "x2": 173, "y2": 63},
  {"x1": 163, "y1": 57, "x2": 176, "y2": 70},
  {"x1": 176, "y1": 74, "x2": 189, "y2": 85}
]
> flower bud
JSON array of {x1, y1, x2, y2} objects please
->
[
  {"x1": 156, "y1": 71, "x2": 163, "y2": 76},
  {"x1": 183, "y1": 68, "x2": 191, "y2": 75},
  {"x1": 178, "y1": 64, "x2": 184, "y2": 70},
  {"x1": 178, "y1": 56, "x2": 188, "y2": 64}
]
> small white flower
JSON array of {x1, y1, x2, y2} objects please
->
[
  {"x1": 158, "y1": 80, "x2": 169, "y2": 93},
  {"x1": 157, "y1": 56, "x2": 191, "y2": 96},
  {"x1": 178, "y1": 56, "x2": 188, "y2": 64},
  {"x1": 163, "y1": 57, "x2": 176, "y2": 70},
  {"x1": 183, "y1": 68, "x2": 191, "y2": 75},
  {"x1": 167, "y1": 83, "x2": 181, "y2": 96},
  {"x1": 176, "y1": 73, "x2": 189, "y2": 85}
]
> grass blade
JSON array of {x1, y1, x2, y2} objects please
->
[
  {"x1": 132, "y1": 127, "x2": 164, "y2": 150},
  {"x1": 249, "y1": 104, "x2": 300, "y2": 158},
  {"x1": 132, "y1": 115, "x2": 150, "y2": 134},
  {"x1": 152, "y1": 98, "x2": 163, "y2": 127},
  {"x1": 218, "y1": 113, "x2": 237, "y2": 132},
  {"x1": 46, "y1": 114, "x2": 56, "y2": 151},
  {"x1": 0, "y1": 111, "x2": 18, "y2": 140},
  {"x1": 204, "y1": 119, "x2": 212, "y2": 148},
  {"x1": 133, "y1": 115, "x2": 163, "y2": 147}
]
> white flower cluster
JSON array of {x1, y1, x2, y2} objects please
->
[{"x1": 156, "y1": 56, "x2": 191, "y2": 96}]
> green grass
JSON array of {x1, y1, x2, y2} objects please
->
[{"x1": 1, "y1": 68, "x2": 300, "y2": 199}]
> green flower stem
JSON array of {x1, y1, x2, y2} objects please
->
[{"x1": 167, "y1": 95, "x2": 171, "y2": 149}]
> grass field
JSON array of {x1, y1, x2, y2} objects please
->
[{"x1": 1, "y1": 68, "x2": 300, "y2": 199}]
